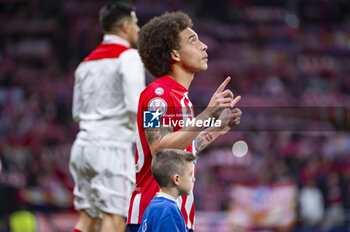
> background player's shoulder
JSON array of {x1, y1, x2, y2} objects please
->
[{"x1": 120, "y1": 47, "x2": 141, "y2": 60}]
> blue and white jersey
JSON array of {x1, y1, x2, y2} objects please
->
[{"x1": 138, "y1": 192, "x2": 187, "y2": 232}]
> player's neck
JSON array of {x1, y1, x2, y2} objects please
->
[
  {"x1": 106, "y1": 31, "x2": 129, "y2": 44},
  {"x1": 168, "y1": 66, "x2": 194, "y2": 90},
  {"x1": 159, "y1": 188, "x2": 180, "y2": 200}
]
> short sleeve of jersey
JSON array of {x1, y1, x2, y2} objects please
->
[{"x1": 140, "y1": 85, "x2": 175, "y2": 127}]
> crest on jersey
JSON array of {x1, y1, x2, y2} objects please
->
[
  {"x1": 144, "y1": 98, "x2": 167, "y2": 128},
  {"x1": 147, "y1": 97, "x2": 167, "y2": 115},
  {"x1": 155, "y1": 87, "x2": 164, "y2": 96}
]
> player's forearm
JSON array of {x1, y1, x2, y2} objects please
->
[
  {"x1": 148, "y1": 127, "x2": 201, "y2": 155},
  {"x1": 154, "y1": 127, "x2": 221, "y2": 155},
  {"x1": 186, "y1": 109, "x2": 223, "y2": 153},
  {"x1": 196, "y1": 127, "x2": 222, "y2": 153},
  {"x1": 146, "y1": 110, "x2": 218, "y2": 155}
]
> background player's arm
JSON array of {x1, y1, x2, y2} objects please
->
[
  {"x1": 72, "y1": 69, "x2": 82, "y2": 122},
  {"x1": 121, "y1": 50, "x2": 145, "y2": 114},
  {"x1": 121, "y1": 50, "x2": 145, "y2": 130}
]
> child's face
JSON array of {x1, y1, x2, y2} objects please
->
[{"x1": 178, "y1": 162, "x2": 195, "y2": 195}]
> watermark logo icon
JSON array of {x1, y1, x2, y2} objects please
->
[{"x1": 143, "y1": 110, "x2": 162, "y2": 128}]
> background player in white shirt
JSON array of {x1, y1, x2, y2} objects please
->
[{"x1": 69, "y1": 2, "x2": 145, "y2": 232}]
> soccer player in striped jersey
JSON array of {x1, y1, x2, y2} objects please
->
[
  {"x1": 126, "y1": 11, "x2": 242, "y2": 231},
  {"x1": 69, "y1": 2, "x2": 145, "y2": 232}
]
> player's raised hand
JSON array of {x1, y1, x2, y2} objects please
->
[
  {"x1": 209, "y1": 77, "x2": 233, "y2": 107},
  {"x1": 217, "y1": 107, "x2": 242, "y2": 135},
  {"x1": 229, "y1": 108, "x2": 242, "y2": 126},
  {"x1": 206, "y1": 76, "x2": 241, "y2": 118}
]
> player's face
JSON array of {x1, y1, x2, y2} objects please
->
[
  {"x1": 127, "y1": 11, "x2": 140, "y2": 48},
  {"x1": 178, "y1": 162, "x2": 195, "y2": 195},
  {"x1": 176, "y1": 28, "x2": 208, "y2": 72}
]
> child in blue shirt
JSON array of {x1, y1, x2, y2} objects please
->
[{"x1": 138, "y1": 149, "x2": 196, "y2": 232}]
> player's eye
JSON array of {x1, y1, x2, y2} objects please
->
[{"x1": 190, "y1": 38, "x2": 197, "y2": 44}]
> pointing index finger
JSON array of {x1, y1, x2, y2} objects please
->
[
  {"x1": 231, "y1": 95, "x2": 241, "y2": 108},
  {"x1": 215, "y1": 76, "x2": 231, "y2": 94}
]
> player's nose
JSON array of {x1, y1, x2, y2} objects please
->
[{"x1": 200, "y1": 41, "x2": 208, "y2": 52}]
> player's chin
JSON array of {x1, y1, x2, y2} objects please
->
[{"x1": 200, "y1": 64, "x2": 208, "y2": 71}]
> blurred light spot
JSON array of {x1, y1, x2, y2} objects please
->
[
  {"x1": 285, "y1": 14, "x2": 299, "y2": 29},
  {"x1": 232, "y1": 140, "x2": 248, "y2": 157}
]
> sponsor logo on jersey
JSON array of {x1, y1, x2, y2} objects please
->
[{"x1": 154, "y1": 87, "x2": 164, "y2": 96}]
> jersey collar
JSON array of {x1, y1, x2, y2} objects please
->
[
  {"x1": 156, "y1": 191, "x2": 177, "y2": 202},
  {"x1": 163, "y1": 75, "x2": 188, "y2": 93},
  {"x1": 102, "y1": 34, "x2": 130, "y2": 47}
]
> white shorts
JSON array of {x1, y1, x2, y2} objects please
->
[{"x1": 69, "y1": 142, "x2": 135, "y2": 218}]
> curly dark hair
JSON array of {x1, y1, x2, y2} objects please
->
[{"x1": 138, "y1": 11, "x2": 193, "y2": 78}]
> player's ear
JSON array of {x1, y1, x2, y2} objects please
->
[
  {"x1": 121, "y1": 20, "x2": 130, "y2": 33},
  {"x1": 172, "y1": 174, "x2": 180, "y2": 186},
  {"x1": 171, "y1": 50, "x2": 180, "y2": 62}
]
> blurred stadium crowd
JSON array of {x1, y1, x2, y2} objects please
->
[{"x1": 0, "y1": 0, "x2": 349, "y2": 231}]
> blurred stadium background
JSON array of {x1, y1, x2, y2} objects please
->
[{"x1": 1, "y1": 0, "x2": 350, "y2": 231}]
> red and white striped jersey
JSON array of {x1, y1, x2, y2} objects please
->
[{"x1": 127, "y1": 75, "x2": 197, "y2": 230}]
